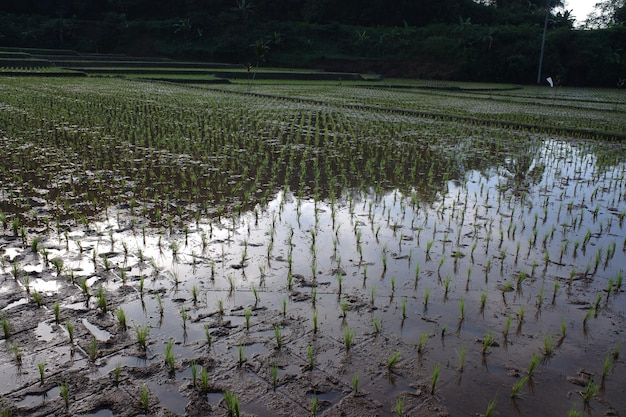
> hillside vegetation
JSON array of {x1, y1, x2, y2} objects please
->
[{"x1": 0, "y1": 0, "x2": 625, "y2": 86}]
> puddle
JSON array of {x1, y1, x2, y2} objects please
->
[
  {"x1": 2, "y1": 298, "x2": 28, "y2": 311},
  {"x1": 62, "y1": 301, "x2": 89, "y2": 310},
  {"x1": 16, "y1": 386, "x2": 60, "y2": 408},
  {"x1": 22, "y1": 264, "x2": 43, "y2": 274},
  {"x1": 207, "y1": 391, "x2": 223, "y2": 406},
  {"x1": 1, "y1": 247, "x2": 22, "y2": 261},
  {"x1": 30, "y1": 278, "x2": 61, "y2": 294},
  {"x1": 82, "y1": 319, "x2": 112, "y2": 342},
  {"x1": 246, "y1": 342, "x2": 270, "y2": 357},
  {"x1": 34, "y1": 321, "x2": 56, "y2": 342},
  {"x1": 93, "y1": 354, "x2": 157, "y2": 379},
  {"x1": 146, "y1": 380, "x2": 188, "y2": 415}
]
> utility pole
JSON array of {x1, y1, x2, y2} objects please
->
[{"x1": 536, "y1": 7, "x2": 550, "y2": 84}]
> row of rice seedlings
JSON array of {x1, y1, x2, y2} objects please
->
[
  {"x1": 0, "y1": 77, "x2": 469, "y2": 232},
  {"x1": 1, "y1": 79, "x2": 624, "y2": 416}
]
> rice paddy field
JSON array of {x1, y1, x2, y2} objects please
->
[{"x1": 0, "y1": 76, "x2": 625, "y2": 417}]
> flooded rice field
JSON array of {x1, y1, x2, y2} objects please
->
[{"x1": 0, "y1": 77, "x2": 625, "y2": 416}]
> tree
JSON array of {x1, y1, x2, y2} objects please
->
[{"x1": 585, "y1": 0, "x2": 626, "y2": 28}]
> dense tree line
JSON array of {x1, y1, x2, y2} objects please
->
[{"x1": 0, "y1": 0, "x2": 624, "y2": 86}]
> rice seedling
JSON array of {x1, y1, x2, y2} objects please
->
[
  {"x1": 459, "y1": 297, "x2": 465, "y2": 320},
  {"x1": 312, "y1": 309, "x2": 318, "y2": 334},
  {"x1": 165, "y1": 339, "x2": 176, "y2": 373},
  {"x1": 516, "y1": 271, "x2": 527, "y2": 291},
  {"x1": 86, "y1": 337, "x2": 98, "y2": 362},
  {"x1": 114, "y1": 361, "x2": 122, "y2": 386},
  {"x1": 227, "y1": 274, "x2": 236, "y2": 294},
  {"x1": 543, "y1": 334, "x2": 554, "y2": 357},
  {"x1": 200, "y1": 365, "x2": 209, "y2": 391},
  {"x1": 483, "y1": 396, "x2": 497, "y2": 417},
  {"x1": 457, "y1": 343, "x2": 466, "y2": 372},
  {"x1": 116, "y1": 308, "x2": 127, "y2": 331},
  {"x1": 9, "y1": 342, "x2": 21, "y2": 366},
  {"x1": 602, "y1": 354, "x2": 613, "y2": 380},
  {"x1": 237, "y1": 343, "x2": 245, "y2": 367},
  {"x1": 387, "y1": 352, "x2": 401, "y2": 373},
  {"x1": 413, "y1": 264, "x2": 420, "y2": 289},
  {"x1": 443, "y1": 276, "x2": 451, "y2": 297},
  {"x1": 51, "y1": 257, "x2": 64, "y2": 276},
  {"x1": 344, "y1": 326, "x2": 355, "y2": 351},
  {"x1": 37, "y1": 362, "x2": 45, "y2": 384},
  {"x1": 568, "y1": 406, "x2": 583, "y2": 417},
  {"x1": 66, "y1": 320, "x2": 74, "y2": 344},
  {"x1": 594, "y1": 293, "x2": 602, "y2": 317},
  {"x1": 223, "y1": 390, "x2": 240, "y2": 417},
  {"x1": 527, "y1": 353, "x2": 541, "y2": 378},
  {"x1": 31, "y1": 236, "x2": 41, "y2": 253},
  {"x1": 423, "y1": 288, "x2": 430, "y2": 309},
  {"x1": 395, "y1": 395, "x2": 404, "y2": 416},
  {"x1": 399, "y1": 297, "x2": 407, "y2": 320},
  {"x1": 479, "y1": 292, "x2": 487, "y2": 315},
  {"x1": 307, "y1": 345, "x2": 315, "y2": 370},
  {"x1": 191, "y1": 285, "x2": 199, "y2": 306},
  {"x1": 341, "y1": 299, "x2": 349, "y2": 319},
  {"x1": 244, "y1": 308, "x2": 251, "y2": 330},
  {"x1": 334, "y1": 267, "x2": 344, "y2": 295},
  {"x1": 139, "y1": 385, "x2": 150, "y2": 413},
  {"x1": 287, "y1": 272, "x2": 293, "y2": 290},
  {"x1": 430, "y1": 363, "x2": 440, "y2": 395},
  {"x1": 274, "y1": 325, "x2": 283, "y2": 350},
  {"x1": 482, "y1": 332, "x2": 495, "y2": 355},
  {"x1": 581, "y1": 380, "x2": 599, "y2": 405},
  {"x1": 154, "y1": 293, "x2": 164, "y2": 318},
  {"x1": 1, "y1": 312, "x2": 11, "y2": 339},
  {"x1": 271, "y1": 363, "x2": 279, "y2": 390},
  {"x1": 252, "y1": 283, "x2": 260, "y2": 306},
  {"x1": 370, "y1": 286, "x2": 376, "y2": 306},
  {"x1": 59, "y1": 381, "x2": 70, "y2": 410},
  {"x1": 418, "y1": 333, "x2": 428, "y2": 354},
  {"x1": 9, "y1": 257, "x2": 21, "y2": 281},
  {"x1": 551, "y1": 281, "x2": 560, "y2": 304},
  {"x1": 135, "y1": 324, "x2": 150, "y2": 351},
  {"x1": 583, "y1": 308, "x2": 593, "y2": 331},
  {"x1": 181, "y1": 307, "x2": 188, "y2": 331},
  {"x1": 79, "y1": 278, "x2": 90, "y2": 302},
  {"x1": 311, "y1": 396, "x2": 318, "y2": 417},
  {"x1": 536, "y1": 286, "x2": 545, "y2": 310},
  {"x1": 352, "y1": 373, "x2": 359, "y2": 395}
]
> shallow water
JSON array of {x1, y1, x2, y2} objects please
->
[{"x1": 1, "y1": 80, "x2": 625, "y2": 416}]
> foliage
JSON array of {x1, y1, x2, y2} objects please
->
[{"x1": 0, "y1": 0, "x2": 624, "y2": 85}]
